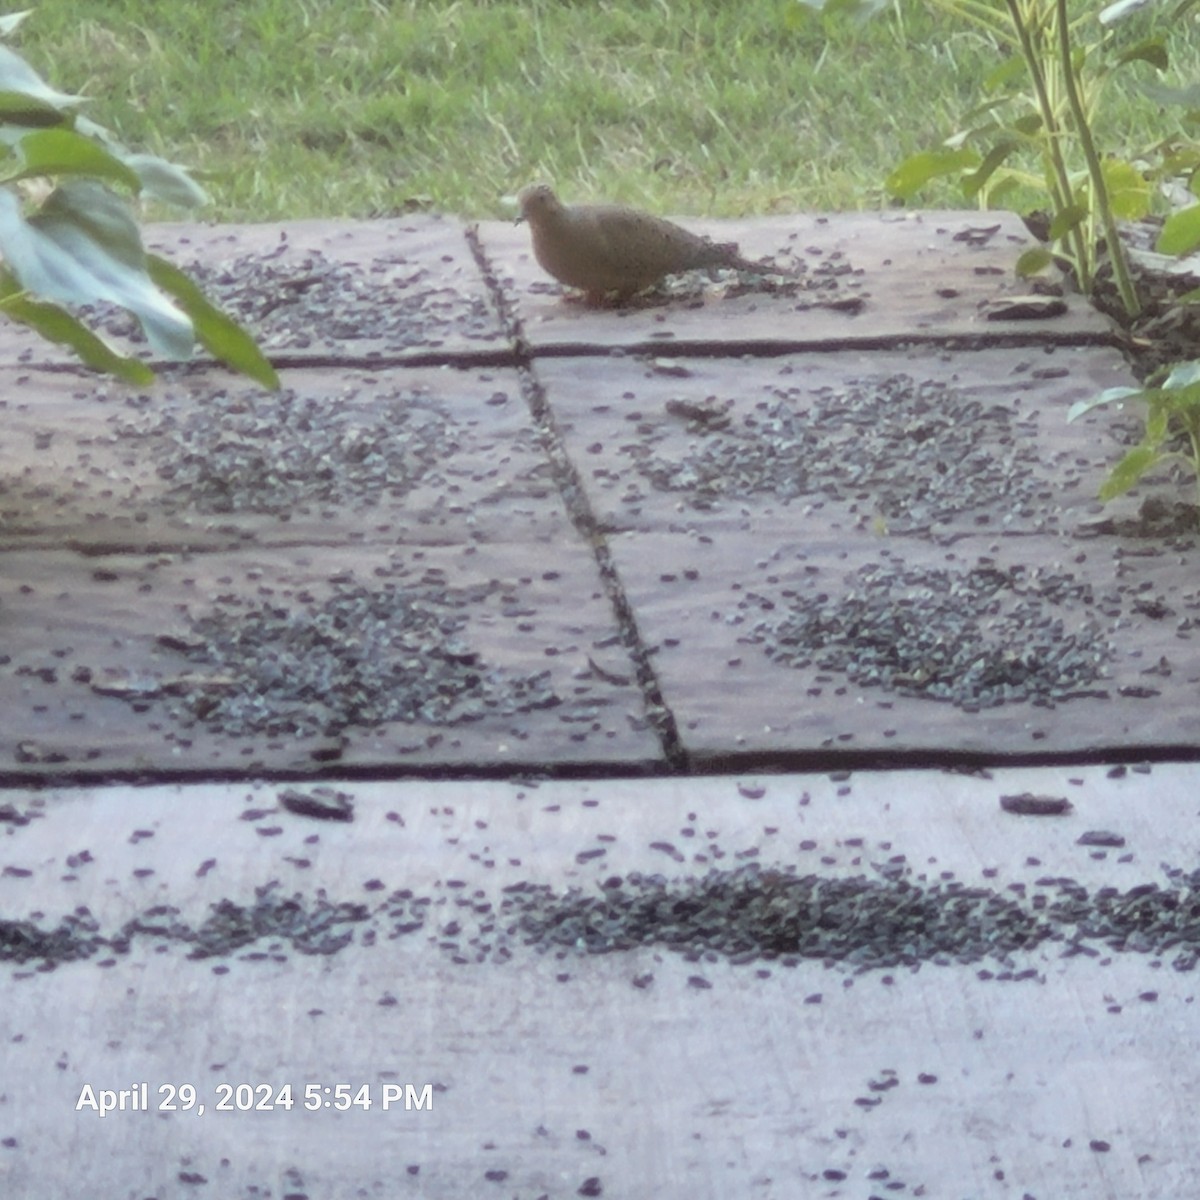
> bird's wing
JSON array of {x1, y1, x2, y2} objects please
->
[{"x1": 579, "y1": 204, "x2": 706, "y2": 278}]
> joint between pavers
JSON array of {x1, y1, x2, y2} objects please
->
[
  {"x1": 688, "y1": 743, "x2": 1200, "y2": 777},
  {"x1": 467, "y1": 218, "x2": 691, "y2": 767},
  {"x1": 1, "y1": 348, "x2": 526, "y2": 377},
  {"x1": 512, "y1": 365, "x2": 690, "y2": 772},
  {"x1": 513, "y1": 328, "x2": 1119, "y2": 364},
  {"x1": 0, "y1": 753, "x2": 687, "y2": 790},
  {"x1": 464, "y1": 220, "x2": 532, "y2": 361}
]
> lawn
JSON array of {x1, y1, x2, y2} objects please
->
[{"x1": 12, "y1": 0, "x2": 1199, "y2": 222}]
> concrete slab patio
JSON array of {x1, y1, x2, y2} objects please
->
[
  {"x1": 0, "y1": 207, "x2": 1182, "y2": 778},
  {"x1": 2, "y1": 208, "x2": 1199, "y2": 1198}
]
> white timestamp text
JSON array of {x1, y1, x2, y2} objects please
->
[{"x1": 75, "y1": 1082, "x2": 434, "y2": 1117}]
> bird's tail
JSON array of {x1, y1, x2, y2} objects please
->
[{"x1": 711, "y1": 240, "x2": 795, "y2": 277}]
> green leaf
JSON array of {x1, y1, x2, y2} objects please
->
[
  {"x1": 986, "y1": 174, "x2": 1021, "y2": 204},
  {"x1": 0, "y1": 181, "x2": 194, "y2": 357},
  {"x1": 65, "y1": 119, "x2": 208, "y2": 208},
  {"x1": 1048, "y1": 203, "x2": 1089, "y2": 241},
  {"x1": 122, "y1": 154, "x2": 208, "y2": 208},
  {"x1": 1015, "y1": 245, "x2": 1054, "y2": 277},
  {"x1": 0, "y1": 89, "x2": 72, "y2": 128},
  {"x1": 1115, "y1": 37, "x2": 1169, "y2": 71},
  {"x1": 0, "y1": 268, "x2": 154, "y2": 383},
  {"x1": 0, "y1": 44, "x2": 83, "y2": 109},
  {"x1": 1161, "y1": 385, "x2": 1200, "y2": 413},
  {"x1": 31, "y1": 180, "x2": 148, "y2": 270},
  {"x1": 1100, "y1": 158, "x2": 1151, "y2": 220},
  {"x1": 1161, "y1": 360, "x2": 1200, "y2": 390},
  {"x1": 885, "y1": 147, "x2": 978, "y2": 200},
  {"x1": 147, "y1": 254, "x2": 279, "y2": 390},
  {"x1": 1100, "y1": 444, "x2": 1164, "y2": 499},
  {"x1": 1067, "y1": 386, "x2": 1144, "y2": 422},
  {"x1": 962, "y1": 140, "x2": 1017, "y2": 198},
  {"x1": 1144, "y1": 400, "x2": 1170, "y2": 441},
  {"x1": 1157, "y1": 204, "x2": 1200, "y2": 255},
  {"x1": 1, "y1": 127, "x2": 142, "y2": 191},
  {"x1": 781, "y1": 0, "x2": 813, "y2": 30}
]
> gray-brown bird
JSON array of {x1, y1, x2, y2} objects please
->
[{"x1": 516, "y1": 182, "x2": 783, "y2": 304}]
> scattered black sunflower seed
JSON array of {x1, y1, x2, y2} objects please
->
[
  {"x1": 754, "y1": 561, "x2": 1112, "y2": 711},
  {"x1": 279, "y1": 787, "x2": 355, "y2": 823},
  {"x1": 114, "y1": 385, "x2": 460, "y2": 516},
  {"x1": 82, "y1": 245, "x2": 500, "y2": 354},
  {"x1": 635, "y1": 374, "x2": 1051, "y2": 533},
  {"x1": 1001, "y1": 794, "x2": 1074, "y2": 817},
  {"x1": 10, "y1": 861, "x2": 1200, "y2": 978},
  {"x1": 1077, "y1": 830, "x2": 1126, "y2": 848},
  {"x1": 103, "y1": 581, "x2": 559, "y2": 740}
]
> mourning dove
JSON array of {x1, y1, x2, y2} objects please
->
[{"x1": 517, "y1": 182, "x2": 785, "y2": 303}]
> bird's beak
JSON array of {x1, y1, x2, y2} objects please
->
[{"x1": 514, "y1": 212, "x2": 526, "y2": 226}]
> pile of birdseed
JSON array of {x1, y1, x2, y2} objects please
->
[
  {"x1": 8, "y1": 862, "x2": 1200, "y2": 976},
  {"x1": 161, "y1": 581, "x2": 559, "y2": 738},
  {"x1": 641, "y1": 374, "x2": 1048, "y2": 532},
  {"x1": 0, "y1": 885, "x2": 370, "y2": 967},
  {"x1": 184, "y1": 248, "x2": 499, "y2": 352},
  {"x1": 83, "y1": 246, "x2": 499, "y2": 354},
  {"x1": 0, "y1": 909, "x2": 102, "y2": 967},
  {"x1": 500, "y1": 863, "x2": 1200, "y2": 974},
  {"x1": 180, "y1": 888, "x2": 371, "y2": 959},
  {"x1": 505, "y1": 867, "x2": 1047, "y2": 969},
  {"x1": 132, "y1": 385, "x2": 458, "y2": 515},
  {"x1": 751, "y1": 560, "x2": 1113, "y2": 709}
]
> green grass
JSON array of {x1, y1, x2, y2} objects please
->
[{"x1": 11, "y1": 0, "x2": 1200, "y2": 221}]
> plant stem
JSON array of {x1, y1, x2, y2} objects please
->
[
  {"x1": 1003, "y1": 0, "x2": 1093, "y2": 292},
  {"x1": 1053, "y1": 0, "x2": 1140, "y2": 316}
]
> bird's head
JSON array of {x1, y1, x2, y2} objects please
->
[{"x1": 516, "y1": 182, "x2": 561, "y2": 225}]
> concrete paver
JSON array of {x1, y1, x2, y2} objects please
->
[
  {"x1": 0, "y1": 363, "x2": 558, "y2": 551},
  {"x1": 477, "y1": 210, "x2": 1112, "y2": 354},
  {"x1": 0, "y1": 218, "x2": 509, "y2": 368},
  {"x1": 607, "y1": 529, "x2": 1200, "y2": 761},
  {"x1": 0, "y1": 540, "x2": 657, "y2": 775},
  {"x1": 2, "y1": 766, "x2": 1198, "y2": 1198},
  {"x1": 533, "y1": 343, "x2": 1131, "y2": 537}
]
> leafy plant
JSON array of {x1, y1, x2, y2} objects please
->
[
  {"x1": 1135, "y1": 0, "x2": 1200, "y2": 261},
  {"x1": 0, "y1": 10, "x2": 277, "y2": 388},
  {"x1": 1068, "y1": 360, "x2": 1200, "y2": 514},
  {"x1": 803, "y1": 0, "x2": 1162, "y2": 316}
]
